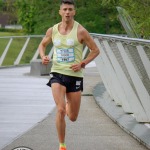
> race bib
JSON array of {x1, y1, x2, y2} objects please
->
[{"x1": 56, "y1": 48, "x2": 75, "y2": 63}]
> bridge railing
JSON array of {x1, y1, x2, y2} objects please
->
[
  {"x1": 0, "y1": 34, "x2": 150, "y2": 122},
  {"x1": 92, "y1": 34, "x2": 150, "y2": 122},
  {"x1": 0, "y1": 35, "x2": 45, "y2": 66}
]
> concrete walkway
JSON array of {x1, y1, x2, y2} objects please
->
[
  {"x1": 1, "y1": 65, "x2": 149, "y2": 150},
  {"x1": 0, "y1": 66, "x2": 55, "y2": 149}
]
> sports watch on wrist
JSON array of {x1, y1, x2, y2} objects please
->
[{"x1": 80, "y1": 62, "x2": 86, "y2": 69}]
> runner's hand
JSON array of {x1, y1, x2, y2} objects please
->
[
  {"x1": 42, "y1": 56, "x2": 50, "y2": 65},
  {"x1": 70, "y1": 63, "x2": 82, "y2": 72}
]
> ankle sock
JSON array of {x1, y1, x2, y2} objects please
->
[{"x1": 60, "y1": 143, "x2": 66, "y2": 148}]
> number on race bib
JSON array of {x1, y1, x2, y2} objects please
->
[{"x1": 56, "y1": 48, "x2": 75, "y2": 63}]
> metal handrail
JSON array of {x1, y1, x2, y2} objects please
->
[{"x1": 90, "y1": 33, "x2": 150, "y2": 44}]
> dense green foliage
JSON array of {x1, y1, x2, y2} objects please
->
[
  {"x1": 102, "y1": 0, "x2": 150, "y2": 38},
  {"x1": 0, "y1": 0, "x2": 150, "y2": 38},
  {"x1": 13, "y1": 0, "x2": 124, "y2": 35}
]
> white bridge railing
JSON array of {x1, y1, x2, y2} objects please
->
[
  {"x1": 0, "y1": 34, "x2": 150, "y2": 122},
  {"x1": 92, "y1": 34, "x2": 150, "y2": 123},
  {"x1": 0, "y1": 35, "x2": 44, "y2": 66}
]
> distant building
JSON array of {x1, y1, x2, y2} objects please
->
[
  {"x1": 0, "y1": 13, "x2": 18, "y2": 28},
  {"x1": 0, "y1": 13, "x2": 9, "y2": 27},
  {"x1": 5, "y1": 25, "x2": 22, "y2": 30}
]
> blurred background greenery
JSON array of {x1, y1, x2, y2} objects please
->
[
  {"x1": 0, "y1": 0, "x2": 149, "y2": 66},
  {"x1": 0, "y1": 0, "x2": 149, "y2": 37}
]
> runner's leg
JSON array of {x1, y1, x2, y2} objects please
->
[
  {"x1": 51, "y1": 83, "x2": 66, "y2": 143},
  {"x1": 66, "y1": 91, "x2": 81, "y2": 122}
]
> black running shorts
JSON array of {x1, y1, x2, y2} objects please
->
[{"x1": 46, "y1": 72, "x2": 83, "y2": 93}]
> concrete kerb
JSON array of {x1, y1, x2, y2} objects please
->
[
  {"x1": 30, "y1": 59, "x2": 52, "y2": 76},
  {"x1": 0, "y1": 64, "x2": 30, "y2": 69},
  {"x1": 0, "y1": 60, "x2": 52, "y2": 77},
  {"x1": 93, "y1": 82, "x2": 150, "y2": 150}
]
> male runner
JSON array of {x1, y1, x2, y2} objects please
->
[{"x1": 39, "y1": 0, "x2": 100, "y2": 150}]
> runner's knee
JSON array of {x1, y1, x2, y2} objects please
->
[
  {"x1": 69, "y1": 114, "x2": 77, "y2": 122},
  {"x1": 57, "y1": 107, "x2": 66, "y2": 118}
]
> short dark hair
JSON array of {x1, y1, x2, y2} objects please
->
[{"x1": 61, "y1": 0, "x2": 75, "y2": 5}]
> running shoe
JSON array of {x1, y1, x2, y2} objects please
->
[{"x1": 59, "y1": 147, "x2": 66, "y2": 150}]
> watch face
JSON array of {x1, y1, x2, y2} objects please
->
[{"x1": 81, "y1": 62, "x2": 86, "y2": 68}]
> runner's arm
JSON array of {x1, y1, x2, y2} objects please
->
[
  {"x1": 70, "y1": 25, "x2": 100, "y2": 72},
  {"x1": 39, "y1": 28, "x2": 52, "y2": 64},
  {"x1": 79, "y1": 26, "x2": 100, "y2": 66}
]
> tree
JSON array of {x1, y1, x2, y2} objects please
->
[
  {"x1": 0, "y1": 0, "x2": 3, "y2": 12},
  {"x1": 14, "y1": 0, "x2": 124, "y2": 35},
  {"x1": 75, "y1": 0, "x2": 123, "y2": 34},
  {"x1": 119, "y1": 0, "x2": 150, "y2": 38},
  {"x1": 33, "y1": 0, "x2": 60, "y2": 34},
  {"x1": 102, "y1": 0, "x2": 150, "y2": 38},
  {"x1": 15, "y1": 0, "x2": 37, "y2": 33},
  {"x1": 14, "y1": 0, "x2": 150, "y2": 38},
  {"x1": 3, "y1": 0, "x2": 16, "y2": 12},
  {"x1": 0, "y1": 0, "x2": 17, "y2": 25}
]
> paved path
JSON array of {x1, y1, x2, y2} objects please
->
[
  {"x1": 0, "y1": 65, "x2": 149, "y2": 150},
  {"x1": 0, "y1": 66, "x2": 55, "y2": 149}
]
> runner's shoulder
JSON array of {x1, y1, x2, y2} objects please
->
[{"x1": 45, "y1": 27, "x2": 53, "y2": 37}]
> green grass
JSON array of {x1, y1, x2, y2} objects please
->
[
  {"x1": 1, "y1": 37, "x2": 44, "y2": 66},
  {"x1": 20, "y1": 37, "x2": 42, "y2": 64},
  {"x1": 0, "y1": 32, "x2": 25, "y2": 66},
  {"x1": 2, "y1": 38, "x2": 27, "y2": 66},
  {"x1": 0, "y1": 31, "x2": 25, "y2": 58},
  {"x1": 0, "y1": 31, "x2": 52, "y2": 66},
  {"x1": 0, "y1": 38, "x2": 10, "y2": 56},
  {"x1": 0, "y1": 31, "x2": 24, "y2": 36}
]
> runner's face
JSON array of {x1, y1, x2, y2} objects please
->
[{"x1": 59, "y1": 4, "x2": 75, "y2": 22}]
